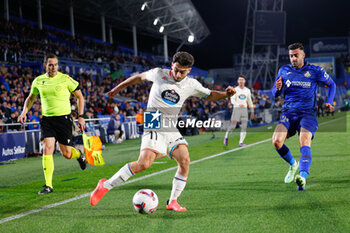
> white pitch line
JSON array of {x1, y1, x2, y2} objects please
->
[
  {"x1": 0, "y1": 115, "x2": 346, "y2": 225},
  {"x1": 0, "y1": 138, "x2": 271, "y2": 225}
]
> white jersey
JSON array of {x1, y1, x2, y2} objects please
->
[
  {"x1": 145, "y1": 68, "x2": 211, "y2": 116},
  {"x1": 230, "y1": 86, "x2": 253, "y2": 110}
]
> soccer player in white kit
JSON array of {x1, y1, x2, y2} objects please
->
[
  {"x1": 224, "y1": 75, "x2": 255, "y2": 147},
  {"x1": 90, "y1": 52, "x2": 236, "y2": 211}
]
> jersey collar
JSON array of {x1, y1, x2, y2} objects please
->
[{"x1": 45, "y1": 72, "x2": 59, "y2": 78}]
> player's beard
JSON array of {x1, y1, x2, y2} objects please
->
[{"x1": 292, "y1": 61, "x2": 300, "y2": 68}]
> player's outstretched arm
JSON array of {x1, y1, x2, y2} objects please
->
[
  {"x1": 206, "y1": 86, "x2": 236, "y2": 101},
  {"x1": 18, "y1": 93, "x2": 37, "y2": 124},
  {"x1": 325, "y1": 78, "x2": 336, "y2": 112},
  {"x1": 107, "y1": 72, "x2": 148, "y2": 97}
]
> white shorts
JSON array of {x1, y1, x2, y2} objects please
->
[
  {"x1": 141, "y1": 131, "x2": 188, "y2": 159},
  {"x1": 231, "y1": 107, "x2": 248, "y2": 122}
]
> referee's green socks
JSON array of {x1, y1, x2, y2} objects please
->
[
  {"x1": 71, "y1": 147, "x2": 81, "y2": 159},
  {"x1": 42, "y1": 154, "x2": 54, "y2": 188}
]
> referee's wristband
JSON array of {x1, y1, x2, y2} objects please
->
[{"x1": 78, "y1": 114, "x2": 85, "y2": 118}]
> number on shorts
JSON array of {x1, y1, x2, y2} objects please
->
[{"x1": 149, "y1": 131, "x2": 158, "y2": 140}]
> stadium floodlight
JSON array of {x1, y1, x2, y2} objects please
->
[
  {"x1": 141, "y1": 2, "x2": 148, "y2": 11},
  {"x1": 159, "y1": 25, "x2": 164, "y2": 33},
  {"x1": 153, "y1": 18, "x2": 159, "y2": 26},
  {"x1": 188, "y1": 34, "x2": 194, "y2": 43}
]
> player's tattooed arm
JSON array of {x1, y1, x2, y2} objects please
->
[{"x1": 206, "y1": 86, "x2": 236, "y2": 101}]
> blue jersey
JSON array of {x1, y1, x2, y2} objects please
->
[{"x1": 272, "y1": 63, "x2": 334, "y2": 115}]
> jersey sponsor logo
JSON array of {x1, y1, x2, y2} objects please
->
[
  {"x1": 304, "y1": 71, "x2": 311, "y2": 78},
  {"x1": 144, "y1": 111, "x2": 161, "y2": 129},
  {"x1": 238, "y1": 94, "x2": 246, "y2": 100},
  {"x1": 161, "y1": 89, "x2": 180, "y2": 105},
  {"x1": 286, "y1": 79, "x2": 291, "y2": 88},
  {"x1": 291, "y1": 81, "x2": 311, "y2": 88},
  {"x1": 285, "y1": 79, "x2": 311, "y2": 88}
]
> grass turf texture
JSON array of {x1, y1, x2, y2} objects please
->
[{"x1": 0, "y1": 113, "x2": 349, "y2": 232}]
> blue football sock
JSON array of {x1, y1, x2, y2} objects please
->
[
  {"x1": 299, "y1": 146, "x2": 312, "y2": 179},
  {"x1": 300, "y1": 171, "x2": 308, "y2": 179},
  {"x1": 276, "y1": 144, "x2": 295, "y2": 166}
]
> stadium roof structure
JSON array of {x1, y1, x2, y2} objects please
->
[{"x1": 23, "y1": 0, "x2": 210, "y2": 45}]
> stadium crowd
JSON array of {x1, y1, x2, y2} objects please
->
[
  {"x1": 0, "y1": 18, "x2": 165, "y2": 69},
  {"x1": 1, "y1": 18, "x2": 346, "y2": 133},
  {"x1": 0, "y1": 60, "x2": 283, "y2": 133}
]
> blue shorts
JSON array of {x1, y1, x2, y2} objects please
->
[{"x1": 278, "y1": 112, "x2": 318, "y2": 139}]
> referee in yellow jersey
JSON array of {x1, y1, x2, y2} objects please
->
[{"x1": 18, "y1": 54, "x2": 87, "y2": 194}]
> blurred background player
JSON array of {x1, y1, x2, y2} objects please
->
[
  {"x1": 18, "y1": 54, "x2": 87, "y2": 194},
  {"x1": 316, "y1": 93, "x2": 325, "y2": 117},
  {"x1": 271, "y1": 43, "x2": 336, "y2": 191},
  {"x1": 90, "y1": 51, "x2": 235, "y2": 211},
  {"x1": 224, "y1": 75, "x2": 255, "y2": 147}
]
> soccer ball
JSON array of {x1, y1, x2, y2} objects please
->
[{"x1": 132, "y1": 189, "x2": 159, "y2": 214}]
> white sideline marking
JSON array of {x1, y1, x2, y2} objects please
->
[
  {"x1": 0, "y1": 115, "x2": 346, "y2": 224},
  {"x1": 0, "y1": 139, "x2": 271, "y2": 224}
]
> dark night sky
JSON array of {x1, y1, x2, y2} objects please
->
[
  {"x1": 7, "y1": 0, "x2": 350, "y2": 70},
  {"x1": 187, "y1": 0, "x2": 350, "y2": 69}
]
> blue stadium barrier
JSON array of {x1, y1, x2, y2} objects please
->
[{"x1": 0, "y1": 132, "x2": 26, "y2": 162}]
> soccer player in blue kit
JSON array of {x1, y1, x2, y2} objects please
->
[{"x1": 272, "y1": 43, "x2": 336, "y2": 191}]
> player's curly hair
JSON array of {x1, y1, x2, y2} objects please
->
[
  {"x1": 288, "y1": 43, "x2": 304, "y2": 51},
  {"x1": 44, "y1": 53, "x2": 58, "y2": 63},
  {"x1": 172, "y1": 51, "x2": 194, "y2": 67}
]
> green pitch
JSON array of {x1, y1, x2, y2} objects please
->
[{"x1": 0, "y1": 113, "x2": 349, "y2": 232}]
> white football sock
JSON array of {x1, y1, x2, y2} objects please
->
[
  {"x1": 239, "y1": 122, "x2": 247, "y2": 144},
  {"x1": 169, "y1": 172, "x2": 187, "y2": 202},
  {"x1": 225, "y1": 123, "x2": 237, "y2": 138},
  {"x1": 104, "y1": 163, "x2": 134, "y2": 189}
]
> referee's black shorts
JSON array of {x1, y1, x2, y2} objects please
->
[{"x1": 40, "y1": 114, "x2": 74, "y2": 146}]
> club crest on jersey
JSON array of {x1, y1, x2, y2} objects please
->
[
  {"x1": 304, "y1": 71, "x2": 311, "y2": 78},
  {"x1": 161, "y1": 89, "x2": 180, "y2": 105},
  {"x1": 162, "y1": 76, "x2": 168, "y2": 80}
]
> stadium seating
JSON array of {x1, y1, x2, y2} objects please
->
[{"x1": 0, "y1": 17, "x2": 349, "y2": 135}]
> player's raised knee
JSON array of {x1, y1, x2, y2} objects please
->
[
  {"x1": 179, "y1": 157, "x2": 190, "y2": 168},
  {"x1": 272, "y1": 137, "x2": 283, "y2": 149}
]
